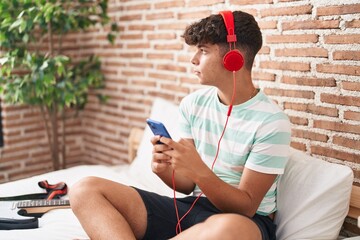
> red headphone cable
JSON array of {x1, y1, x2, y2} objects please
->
[{"x1": 172, "y1": 71, "x2": 237, "y2": 235}]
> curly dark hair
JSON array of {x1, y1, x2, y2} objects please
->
[{"x1": 182, "y1": 11, "x2": 262, "y2": 70}]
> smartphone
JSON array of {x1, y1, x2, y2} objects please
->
[{"x1": 146, "y1": 118, "x2": 172, "y2": 144}]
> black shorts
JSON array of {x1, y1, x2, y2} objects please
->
[{"x1": 133, "y1": 188, "x2": 276, "y2": 240}]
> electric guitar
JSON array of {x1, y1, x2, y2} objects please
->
[{"x1": 0, "y1": 199, "x2": 70, "y2": 230}]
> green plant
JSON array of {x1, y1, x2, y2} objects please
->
[{"x1": 0, "y1": 0, "x2": 117, "y2": 170}]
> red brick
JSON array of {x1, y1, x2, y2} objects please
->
[
  {"x1": 260, "y1": 61, "x2": 310, "y2": 71},
  {"x1": 333, "y1": 51, "x2": 360, "y2": 61},
  {"x1": 324, "y1": 34, "x2": 360, "y2": 44},
  {"x1": 284, "y1": 102, "x2": 338, "y2": 117},
  {"x1": 342, "y1": 81, "x2": 360, "y2": 91},
  {"x1": 0, "y1": 162, "x2": 22, "y2": 172},
  {"x1": 119, "y1": 14, "x2": 142, "y2": 21},
  {"x1": 145, "y1": 12, "x2": 174, "y2": 20},
  {"x1": 258, "y1": 46, "x2": 270, "y2": 54},
  {"x1": 122, "y1": 71, "x2": 145, "y2": 77},
  {"x1": 159, "y1": 83, "x2": 189, "y2": 94},
  {"x1": 260, "y1": 5, "x2": 312, "y2": 17},
  {"x1": 242, "y1": 9, "x2": 258, "y2": 16},
  {"x1": 129, "y1": 62, "x2": 154, "y2": 69},
  {"x1": 321, "y1": 93, "x2": 360, "y2": 107},
  {"x1": 0, "y1": 175, "x2": 6, "y2": 183},
  {"x1": 179, "y1": 11, "x2": 212, "y2": 20},
  {"x1": 178, "y1": 53, "x2": 193, "y2": 63},
  {"x1": 127, "y1": 43, "x2": 151, "y2": 49},
  {"x1": 290, "y1": 141, "x2": 307, "y2": 151},
  {"x1": 311, "y1": 145, "x2": 360, "y2": 164},
  {"x1": 314, "y1": 120, "x2": 360, "y2": 134},
  {"x1": 317, "y1": 4, "x2": 360, "y2": 16},
  {"x1": 292, "y1": 129, "x2": 328, "y2": 142},
  {"x1": 1, "y1": 153, "x2": 30, "y2": 163},
  {"x1": 264, "y1": 88, "x2": 314, "y2": 99},
  {"x1": 146, "y1": 53, "x2": 175, "y2": 60},
  {"x1": 128, "y1": 24, "x2": 155, "y2": 31},
  {"x1": 148, "y1": 72, "x2": 177, "y2": 81},
  {"x1": 180, "y1": 76, "x2": 198, "y2": 85},
  {"x1": 230, "y1": 0, "x2": 273, "y2": 4},
  {"x1": 147, "y1": 33, "x2": 177, "y2": 40},
  {"x1": 154, "y1": 1, "x2": 185, "y2": 9},
  {"x1": 253, "y1": 71, "x2": 275, "y2": 81},
  {"x1": 275, "y1": 47, "x2": 328, "y2": 58},
  {"x1": 119, "y1": 52, "x2": 143, "y2": 58},
  {"x1": 158, "y1": 23, "x2": 188, "y2": 30},
  {"x1": 317, "y1": 64, "x2": 360, "y2": 76},
  {"x1": 281, "y1": 76, "x2": 336, "y2": 87},
  {"x1": 148, "y1": 91, "x2": 176, "y2": 102},
  {"x1": 346, "y1": 19, "x2": 360, "y2": 28},
  {"x1": 119, "y1": 33, "x2": 143, "y2": 40},
  {"x1": 157, "y1": 64, "x2": 187, "y2": 73},
  {"x1": 282, "y1": 20, "x2": 339, "y2": 30},
  {"x1": 288, "y1": 116, "x2": 309, "y2": 125},
  {"x1": 258, "y1": 21, "x2": 277, "y2": 30},
  {"x1": 154, "y1": 43, "x2": 183, "y2": 50},
  {"x1": 344, "y1": 111, "x2": 360, "y2": 121},
  {"x1": 125, "y1": 3, "x2": 151, "y2": 10},
  {"x1": 188, "y1": 0, "x2": 224, "y2": 7},
  {"x1": 333, "y1": 136, "x2": 360, "y2": 151},
  {"x1": 266, "y1": 34, "x2": 318, "y2": 43}
]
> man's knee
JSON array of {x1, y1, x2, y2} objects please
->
[{"x1": 69, "y1": 176, "x2": 102, "y2": 210}]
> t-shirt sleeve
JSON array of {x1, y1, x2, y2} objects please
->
[
  {"x1": 178, "y1": 96, "x2": 193, "y2": 139},
  {"x1": 245, "y1": 112, "x2": 291, "y2": 175}
]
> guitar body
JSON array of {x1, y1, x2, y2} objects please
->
[{"x1": 0, "y1": 199, "x2": 70, "y2": 230}]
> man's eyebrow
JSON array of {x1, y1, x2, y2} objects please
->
[{"x1": 197, "y1": 44, "x2": 209, "y2": 49}]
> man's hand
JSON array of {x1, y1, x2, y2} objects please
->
[
  {"x1": 159, "y1": 137, "x2": 209, "y2": 181},
  {"x1": 150, "y1": 136, "x2": 197, "y2": 194},
  {"x1": 150, "y1": 135, "x2": 172, "y2": 174}
]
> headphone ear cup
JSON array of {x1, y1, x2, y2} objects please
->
[{"x1": 223, "y1": 50, "x2": 244, "y2": 72}]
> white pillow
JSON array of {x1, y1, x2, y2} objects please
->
[
  {"x1": 128, "y1": 98, "x2": 182, "y2": 196},
  {"x1": 275, "y1": 148, "x2": 353, "y2": 240}
]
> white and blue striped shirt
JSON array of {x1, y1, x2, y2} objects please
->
[{"x1": 178, "y1": 87, "x2": 291, "y2": 215}]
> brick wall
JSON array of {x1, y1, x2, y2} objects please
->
[{"x1": 0, "y1": 0, "x2": 359, "y2": 235}]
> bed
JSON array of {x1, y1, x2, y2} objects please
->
[{"x1": 0, "y1": 98, "x2": 358, "y2": 240}]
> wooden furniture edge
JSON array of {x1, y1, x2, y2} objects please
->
[
  {"x1": 128, "y1": 127, "x2": 144, "y2": 163},
  {"x1": 349, "y1": 185, "x2": 360, "y2": 219},
  {"x1": 127, "y1": 127, "x2": 360, "y2": 219}
]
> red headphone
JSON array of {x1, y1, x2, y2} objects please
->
[{"x1": 219, "y1": 11, "x2": 244, "y2": 72}]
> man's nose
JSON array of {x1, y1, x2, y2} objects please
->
[{"x1": 190, "y1": 54, "x2": 199, "y2": 65}]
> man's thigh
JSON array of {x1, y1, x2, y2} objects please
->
[{"x1": 134, "y1": 189, "x2": 221, "y2": 240}]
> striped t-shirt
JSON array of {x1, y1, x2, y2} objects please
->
[{"x1": 178, "y1": 87, "x2": 291, "y2": 215}]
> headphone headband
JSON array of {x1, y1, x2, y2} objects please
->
[
  {"x1": 219, "y1": 10, "x2": 244, "y2": 72},
  {"x1": 219, "y1": 11, "x2": 237, "y2": 43}
]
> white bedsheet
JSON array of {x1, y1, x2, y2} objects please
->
[{"x1": 0, "y1": 164, "x2": 154, "y2": 240}]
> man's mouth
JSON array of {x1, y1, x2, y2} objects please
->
[{"x1": 193, "y1": 70, "x2": 200, "y2": 75}]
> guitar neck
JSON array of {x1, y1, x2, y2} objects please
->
[{"x1": 17, "y1": 199, "x2": 70, "y2": 208}]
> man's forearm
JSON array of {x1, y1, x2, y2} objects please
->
[{"x1": 157, "y1": 169, "x2": 195, "y2": 195}]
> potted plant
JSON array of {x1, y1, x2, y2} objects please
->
[{"x1": 0, "y1": 0, "x2": 117, "y2": 170}]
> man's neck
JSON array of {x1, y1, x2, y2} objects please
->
[{"x1": 216, "y1": 72, "x2": 257, "y2": 106}]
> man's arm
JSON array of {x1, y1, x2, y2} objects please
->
[
  {"x1": 193, "y1": 165, "x2": 277, "y2": 217},
  {"x1": 160, "y1": 137, "x2": 277, "y2": 217}
]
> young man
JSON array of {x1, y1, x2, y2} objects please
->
[{"x1": 70, "y1": 11, "x2": 291, "y2": 240}]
